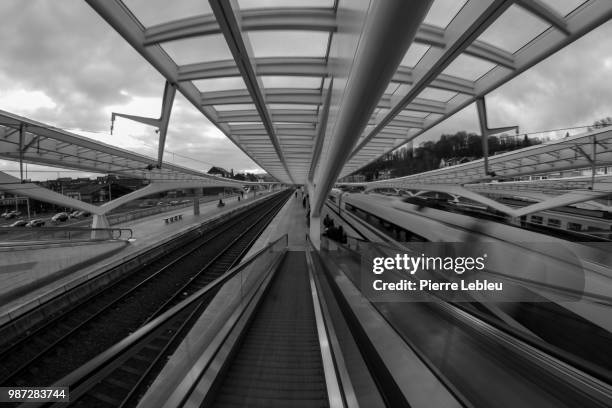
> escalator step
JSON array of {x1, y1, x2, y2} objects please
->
[{"x1": 211, "y1": 251, "x2": 329, "y2": 408}]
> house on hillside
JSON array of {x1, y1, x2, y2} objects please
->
[{"x1": 207, "y1": 166, "x2": 232, "y2": 178}]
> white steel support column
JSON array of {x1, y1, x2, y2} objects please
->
[
  {"x1": 19, "y1": 124, "x2": 26, "y2": 182},
  {"x1": 311, "y1": 0, "x2": 434, "y2": 221},
  {"x1": 310, "y1": 214, "x2": 321, "y2": 250},
  {"x1": 193, "y1": 189, "x2": 201, "y2": 215},
  {"x1": 110, "y1": 81, "x2": 176, "y2": 168},
  {"x1": 476, "y1": 96, "x2": 518, "y2": 177},
  {"x1": 91, "y1": 214, "x2": 112, "y2": 240}
]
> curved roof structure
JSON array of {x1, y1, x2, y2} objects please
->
[
  {"x1": 0, "y1": 109, "x2": 250, "y2": 187},
  {"x1": 84, "y1": 0, "x2": 612, "y2": 214},
  {"x1": 366, "y1": 127, "x2": 612, "y2": 185}
]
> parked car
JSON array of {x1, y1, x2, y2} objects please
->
[
  {"x1": 9, "y1": 220, "x2": 28, "y2": 227},
  {"x1": 51, "y1": 212, "x2": 69, "y2": 222},
  {"x1": 138, "y1": 201, "x2": 154, "y2": 208},
  {"x1": 3, "y1": 210, "x2": 21, "y2": 219},
  {"x1": 69, "y1": 210, "x2": 81, "y2": 218},
  {"x1": 157, "y1": 202, "x2": 166, "y2": 206},
  {"x1": 26, "y1": 219, "x2": 45, "y2": 227},
  {"x1": 169, "y1": 200, "x2": 180, "y2": 206},
  {"x1": 181, "y1": 199, "x2": 191, "y2": 204}
]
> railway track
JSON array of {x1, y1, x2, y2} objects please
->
[{"x1": 0, "y1": 190, "x2": 291, "y2": 401}]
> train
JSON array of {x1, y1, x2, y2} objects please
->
[{"x1": 328, "y1": 188, "x2": 612, "y2": 244}]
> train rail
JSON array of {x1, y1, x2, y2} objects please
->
[{"x1": 0, "y1": 190, "x2": 291, "y2": 403}]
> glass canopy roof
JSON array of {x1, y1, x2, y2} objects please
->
[{"x1": 87, "y1": 0, "x2": 609, "y2": 188}]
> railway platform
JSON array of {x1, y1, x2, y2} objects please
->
[
  {"x1": 245, "y1": 191, "x2": 309, "y2": 256},
  {"x1": 0, "y1": 191, "x2": 275, "y2": 326}
]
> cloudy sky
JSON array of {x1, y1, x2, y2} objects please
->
[
  {"x1": 0, "y1": 0, "x2": 611, "y2": 180},
  {"x1": 0, "y1": 0, "x2": 262, "y2": 180}
]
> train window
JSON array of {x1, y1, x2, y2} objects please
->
[
  {"x1": 567, "y1": 222, "x2": 582, "y2": 231},
  {"x1": 547, "y1": 218, "x2": 561, "y2": 227},
  {"x1": 531, "y1": 216, "x2": 543, "y2": 224}
]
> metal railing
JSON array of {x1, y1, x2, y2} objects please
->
[
  {"x1": 33, "y1": 234, "x2": 288, "y2": 408},
  {"x1": 0, "y1": 226, "x2": 133, "y2": 243}
]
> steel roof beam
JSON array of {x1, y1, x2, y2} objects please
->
[
  {"x1": 144, "y1": 8, "x2": 337, "y2": 46},
  {"x1": 146, "y1": 11, "x2": 514, "y2": 69},
  {"x1": 217, "y1": 109, "x2": 317, "y2": 123},
  {"x1": 515, "y1": 0, "x2": 571, "y2": 35},
  {"x1": 312, "y1": 0, "x2": 434, "y2": 216},
  {"x1": 414, "y1": 23, "x2": 516, "y2": 69},
  {"x1": 86, "y1": 0, "x2": 285, "y2": 182},
  {"x1": 392, "y1": 67, "x2": 476, "y2": 94},
  {"x1": 201, "y1": 88, "x2": 323, "y2": 106},
  {"x1": 178, "y1": 57, "x2": 328, "y2": 81},
  {"x1": 209, "y1": 0, "x2": 294, "y2": 184},
  {"x1": 343, "y1": 0, "x2": 612, "y2": 179},
  {"x1": 378, "y1": 96, "x2": 447, "y2": 114},
  {"x1": 349, "y1": 0, "x2": 513, "y2": 162},
  {"x1": 309, "y1": 78, "x2": 333, "y2": 183}
]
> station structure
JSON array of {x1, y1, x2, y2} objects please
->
[{"x1": 1, "y1": 1, "x2": 611, "y2": 407}]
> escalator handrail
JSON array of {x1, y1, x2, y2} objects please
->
[
  {"x1": 306, "y1": 235, "x2": 353, "y2": 408},
  {"x1": 37, "y1": 234, "x2": 289, "y2": 407}
]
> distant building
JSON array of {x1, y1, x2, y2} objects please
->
[
  {"x1": 207, "y1": 166, "x2": 232, "y2": 178},
  {"x1": 340, "y1": 174, "x2": 366, "y2": 183},
  {"x1": 439, "y1": 156, "x2": 474, "y2": 168},
  {"x1": 64, "y1": 183, "x2": 134, "y2": 204}
]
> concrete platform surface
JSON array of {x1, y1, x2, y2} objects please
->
[
  {"x1": 245, "y1": 190, "x2": 309, "y2": 256},
  {"x1": 0, "y1": 190, "x2": 277, "y2": 325}
]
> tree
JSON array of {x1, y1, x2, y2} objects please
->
[{"x1": 522, "y1": 134, "x2": 531, "y2": 147}]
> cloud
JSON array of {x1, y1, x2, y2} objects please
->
[
  {"x1": 0, "y1": 1, "x2": 611, "y2": 181},
  {"x1": 0, "y1": 0, "x2": 261, "y2": 179},
  {"x1": 487, "y1": 20, "x2": 612, "y2": 134}
]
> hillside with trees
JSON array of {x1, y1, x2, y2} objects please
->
[{"x1": 352, "y1": 131, "x2": 541, "y2": 181}]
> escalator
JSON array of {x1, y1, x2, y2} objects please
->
[{"x1": 210, "y1": 251, "x2": 329, "y2": 408}]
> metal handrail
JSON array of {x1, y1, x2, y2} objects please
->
[
  {"x1": 33, "y1": 234, "x2": 288, "y2": 408},
  {"x1": 0, "y1": 226, "x2": 133, "y2": 242},
  {"x1": 306, "y1": 235, "x2": 353, "y2": 408}
]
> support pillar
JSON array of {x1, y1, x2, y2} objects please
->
[
  {"x1": 110, "y1": 81, "x2": 176, "y2": 168},
  {"x1": 309, "y1": 214, "x2": 321, "y2": 250},
  {"x1": 193, "y1": 189, "x2": 202, "y2": 215},
  {"x1": 476, "y1": 97, "x2": 519, "y2": 177},
  {"x1": 19, "y1": 124, "x2": 25, "y2": 182},
  {"x1": 91, "y1": 214, "x2": 112, "y2": 240},
  {"x1": 312, "y1": 0, "x2": 434, "y2": 216}
]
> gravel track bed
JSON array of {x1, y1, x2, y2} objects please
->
[{"x1": 0, "y1": 192, "x2": 288, "y2": 389}]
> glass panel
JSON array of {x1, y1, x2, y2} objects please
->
[
  {"x1": 261, "y1": 76, "x2": 322, "y2": 89},
  {"x1": 214, "y1": 104, "x2": 256, "y2": 111},
  {"x1": 162, "y1": 34, "x2": 232, "y2": 66},
  {"x1": 401, "y1": 43, "x2": 430, "y2": 68},
  {"x1": 268, "y1": 104, "x2": 320, "y2": 110},
  {"x1": 124, "y1": 0, "x2": 212, "y2": 27},
  {"x1": 391, "y1": 84, "x2": 413, "y2": 99},
  {"x1": 478, "y1": 4, "x2": 550, "y2": 53},
  {"x1": 402, "y1": 110, "x2": 430, "y2": 118},
  {"x1": 248, "y1": 31, "x2": 330, "y2": 58},
  {"x1": 237, "y1": 0, "x2": 334, "y2": 9},
  {"x1": 424, "y1": 0, "x2": 468, "y2": 28},
  {"x1": 425, "y1": 113, "x2": 444, "y2": 122},
  {"x1": 194, "y1": 77, "x2": 247, "y2": 92},
  {"x1": 418, "y1": 87, "x2": 457, "y2": 102},
  {"x1": 442, "y1": 54, "x2": 496, "y2": 81},
  {"x1": 384, "y1": 82, "x2": 400, "y2": 95},
  {"x1": 539, "y1": 0, "x2": 587, "y2": 16}
]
